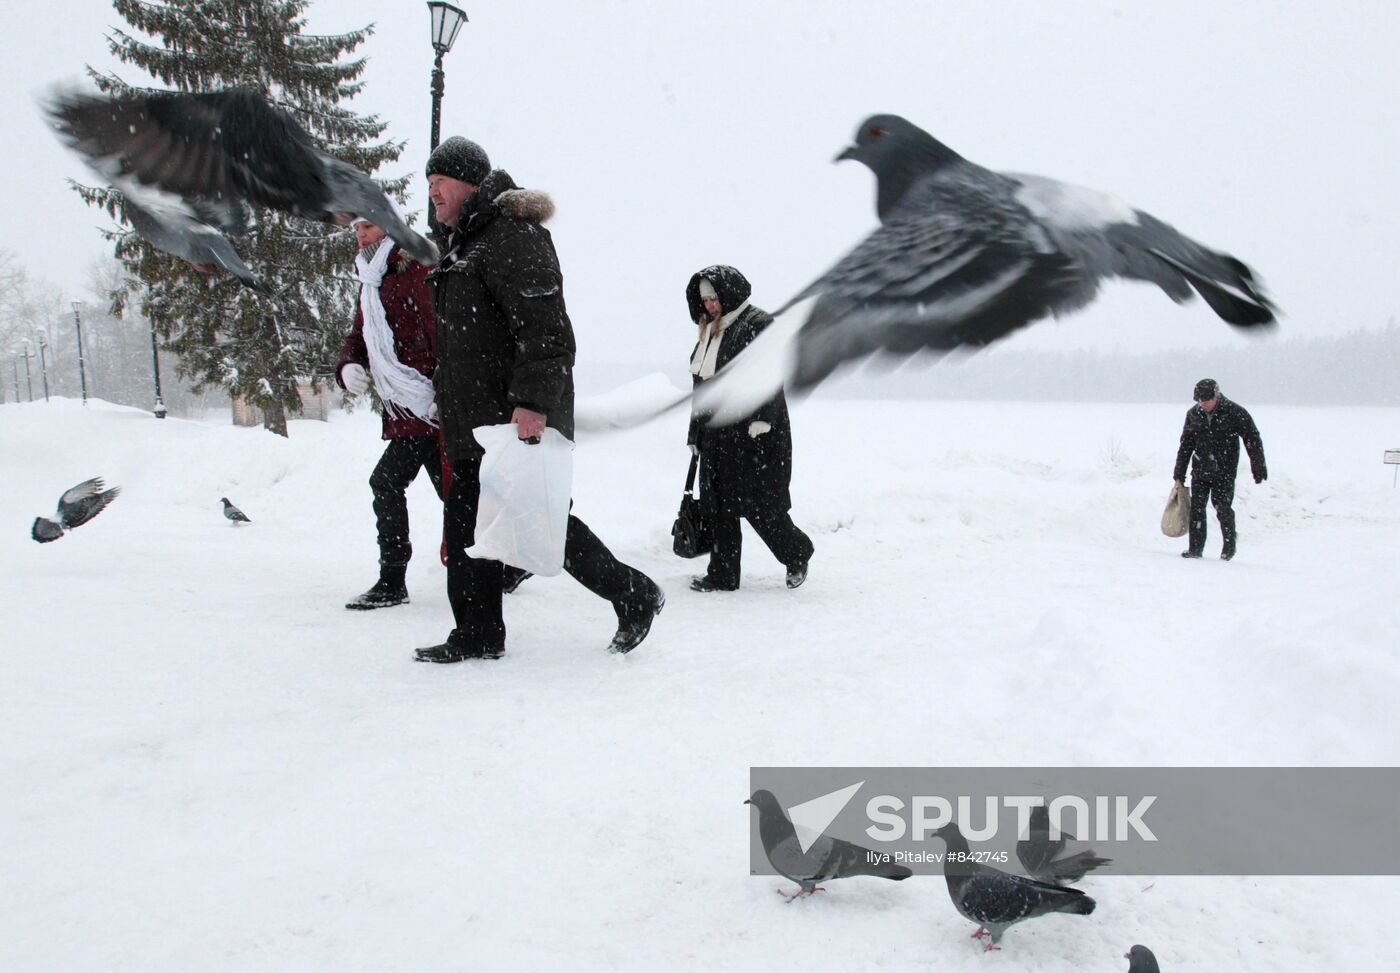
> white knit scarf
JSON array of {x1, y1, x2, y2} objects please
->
[
  {"x1": 355, "y1": 240, "x2": 438, "y2": 425},
  {"x1": 689, "y1": 299, "x2": 750, "y2": 379}
]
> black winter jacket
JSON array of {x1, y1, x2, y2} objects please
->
[
  {"x1": 1173, "y1": 396, "x2": 1267, "y2": 482},
  {"x1": 428, "y1": 169, "x2": 576, "y2": 459},
  {"x1": 686, "y1": 265, "x2": 794, "y2": 517}
]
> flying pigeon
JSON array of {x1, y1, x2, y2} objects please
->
[
  {"x1": 1126, "y1": 945, "x2": 1161, "y2": 972},
  {"x1": 746, "y1": 789, "x2": 912, "y2": 899},
  {"x1": 1016, "y1": 804, "x2": 1112, "y2": 885},
  {"x1": 687, "y1": 113, "x2": 1277, "y2": 426},
  {"x1": 221, "y1": 497, "x2": 251, "y2": 524},
  {"x1": 933, "y1": 822, "x2": 1095, "y2": 949},
  {"x1": 45, "y1": 87, "x2": 437, "y2": 294},
  {"x1": 31, "y1": 477, "x2": 121, "y2": 543}
]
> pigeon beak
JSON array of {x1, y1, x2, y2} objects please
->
[
  {"x1": 834, "y1": 145, "x2": 857, "y2": 163},
  {"x1": 743, "y1": 799, "x2": 752, "y2": 806}
]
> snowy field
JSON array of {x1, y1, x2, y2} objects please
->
[{"x1": 3, "y1": 393, "x2": 1398, "y2": 971}]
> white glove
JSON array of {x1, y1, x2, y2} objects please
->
[
  {"x1": 748, "y1": 421, "x2": 771, "y2": 438},
  {"x1": 689, "y1": 443, "x2": 699, "y2": 456},
  {"x1": 428, "y1": 401, "x2": 440, "y2": 422},
  {"x1": 342, "y1": 363, "x2": 371, "y2": 395}
]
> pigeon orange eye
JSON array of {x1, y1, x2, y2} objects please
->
[{"x1": 869, "y1": 126, "x2": 886, "y2": 138}]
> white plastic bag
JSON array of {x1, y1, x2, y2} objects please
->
[
  {"x1": 1160, "y1": 481, "x2": 1191, "y2": 538},
  {"x1": 465, "y1": 423, "x2": 573, "y2": 576}
]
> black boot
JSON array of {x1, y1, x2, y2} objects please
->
[
  {"x1": 502, "y1": 566, "x2": 533, "y2": 594},
  {"x1": 346, "y1": 566, "x2": 409, "y2": 610},
  {"x1": 1221, "y1": 538, "x2": 1237, "y2": 561},
  {"x1": 690, "y1": 576, "x2": 738, "y2": 592},
  {"x1": 610, "y1": 577, "x2": 665, "y2": 654},
  {"x1": 786, "y1": 559, "x2": 810, "y2": 589},
  {"x1": 414, "y1": 641, "x2": 504, "y2": 663}
]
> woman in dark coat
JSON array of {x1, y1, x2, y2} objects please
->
[{"x1": 685, "y1": 265, "x2": 814, "y2": 591}]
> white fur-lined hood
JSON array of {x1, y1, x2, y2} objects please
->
[{"x1": 495, "y1": 188, "x2": 555, "y2": 223}]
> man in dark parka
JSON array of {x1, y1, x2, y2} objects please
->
[
  {"x1": 686, "y1": 265, "x2": 814, "y2": 591},
  {"x1": 417, "y1": 137, "x2": 663, "y2": 662},
  {"x1": 1173, "y1": 378, "x2": 1268, "y2": 560}
]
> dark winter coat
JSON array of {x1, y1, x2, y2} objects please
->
[
  {"x1": 335, "y1": 244, "x2": 438, "y2": 439},
  {"x1": 428, "y1": 169, "x2": 576, "y2": 460},
  {"x1": 686, "y1": 265, "x2": 795, "y2": 517},
  {"x1": 1173, "y1": 396, "x2": 1267, "y2": 483}
]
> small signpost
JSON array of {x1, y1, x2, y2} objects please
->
[{"x1": 1385, "y1": 449, "x2": 1400, "y2": 487}]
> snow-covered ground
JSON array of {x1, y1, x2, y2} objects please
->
[{"x1": 3, "y1": 394, "x2": 1397, "y2": 971}]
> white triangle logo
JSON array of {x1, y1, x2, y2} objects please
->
[{"x1": 787, "y1": 781, "x2": 865, "y2": 854}]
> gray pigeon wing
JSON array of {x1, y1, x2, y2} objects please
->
[
  {"x1": 1015, "y1": 834, "x2": 1064, "y2": 878},
  {"x1": 122, "y1": 194, "x2": 272, "y2": 296},
  {"x1": 320, "y1": 157, "x2": 438, "y2": 264},
  {"x1": 825, "y1": 835, "x2": 914, "y2": 880},
  {"x1": 1008, "y1": 172, "x2": 1275, "y2": 327},
  {"x1": 47, "y1": 89, "x2": 238, "y2": 201},
  {"x1": 958, "y1": 870, "x2": 1093, "y2": 925},
  {"x1": 782, "y1": 176, "x2": 1083, "y2": 390},
  {"x1": 60, "y1": 483, "x2": 120, "y2": 529},
  {"x1": 765, "y1": 832, "x2": 833, "y2": 884}
]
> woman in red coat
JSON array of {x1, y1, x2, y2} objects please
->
[{"x1": 335, "y1": 215, "x2": 444, "y2": 609}]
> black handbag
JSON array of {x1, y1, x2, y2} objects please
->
[{"x1": 671, "y1": 453, "x2": 711, "y2": 558}]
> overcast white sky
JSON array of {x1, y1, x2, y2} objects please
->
[{"x1": 3, "y1": 1, "x2": 1398, "y2": 371}]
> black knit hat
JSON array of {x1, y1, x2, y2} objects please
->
[
  {"x1": 425, "y1": 136, "x2": 490, "y2": 186},
  {"x1": 1193, "y1": 378, "x2": 1220, "y2": 401}
]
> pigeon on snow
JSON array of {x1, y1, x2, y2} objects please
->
[
  {"x1": 1126, "y1": 945, "x2": 1161, "y2": 972},
  {"x1": 45, "y1": 87, "x2": 437, "y2": 295},
  {"x1": 1016, "y1": 803, "x2": 1112, "y2": 885},
  {"x1": 221, "y1": 497, "x2": 251, "y2": 524},
  {"x1": 31, "y1": 477, "x2": 121, "y2": 543},
  {"x1": 747, "y1": 789, "x2": 912, "y2": 899},
  {"x1": 689, "y1": 113, "x2": 1277, "y2": 426},
  {"x1": 933, "y1": 821, "x2": 1095, "y2": 949}
]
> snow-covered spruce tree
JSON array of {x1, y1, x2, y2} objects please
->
[{"x1": 72, "y1": 0, "x2": 406, "y2": 435}]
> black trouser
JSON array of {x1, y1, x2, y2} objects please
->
[
  {"x1": 705, "y1": 507, "x2": 814, "y2": 588},
  {"x1": 370, "y1": 436, "x2": 444, "y2": 568},
  {"x1": 1188, "y1": 473, "x2": 1236, "y2": 554},
  {"x1": 443, "y1": 449, "x2": 652, "y2": 651}
]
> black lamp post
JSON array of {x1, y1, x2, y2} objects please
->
[
  {"x1": 72, "y1": 301, "x2": 89, "y2": 405},
  {"x1": 426, "y1": 2, "x2": 468, "y2": 229},
  {"x1": 22, "y1": 341, "x2": 33, "y2": 401},
  {"x1": 150, "y1": 321, "x2": 167, "y2": 418},
  {"x1": 36, "y1": 329, "x2": 50, "y2": 402},
  {"x1": 11, "y1": 358, "x2": 19, "y2": 403}
]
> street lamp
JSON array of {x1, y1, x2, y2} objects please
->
[
  {"x1": 36, "y1": 328, "x2": 50, "y2": 402},
  {"x1": 426, "y1": 2, "x2": 468, "y2": 228},
  {"x1": 22, "y1": 341, "x2": 33, "y2": 401},
  {"x1": 150, "y1": 321, "x2": 167, "y2": 418},
  {"x1": 72, "y1": 301, "x2": 89, "y2": 405}
]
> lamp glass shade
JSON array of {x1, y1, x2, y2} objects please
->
[{"x1": 428, "y1": 2, "x2": 468, "y2": 53}]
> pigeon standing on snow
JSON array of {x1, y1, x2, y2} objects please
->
[
  {"x1": 746, "y1": 789, "x2": 913, "y2": 899},
  {"x1": 31, "y1": 477, "x2": 121, "y2": 543},
  {"x1": 45, "y1": 87, "x2": 437, "y2": 295},
  {"x1": 1016, "y1": 804, "x2": 1113, "y2": 885},
  {"x1": 1126, "y1": 945, "x2": 1161, "y2": 972},
  {"x1": 688, "y1": 113, "x2": 1276, "y2": 426},
  {"x1": 221, "y1": 497, "x2": 251, "y2": 524},
  {"x1": 933, "y1": 822, "x2": 1095, "y2": 949}
]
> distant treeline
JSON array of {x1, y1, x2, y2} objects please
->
[{"x1": 584, "y1": 324, "x2": 1400, "y2": 408}]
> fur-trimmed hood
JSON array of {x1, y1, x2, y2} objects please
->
[{"x1": 454, "y1": 168, "x2": 555, "y2": 233}]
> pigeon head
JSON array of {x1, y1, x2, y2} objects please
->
[
  {"x1": 1126, "y1": 945, "x2": 1160, "y2": 973},
  {"x1": 220, "y1": 497, "x2": 231, "y2": 505},
  {"x1": 836, "y1": 114, "x2": 964, "y2": 219},
  {"x1": 744, "y1": 790, "x2": 784, "y2": 815}
]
